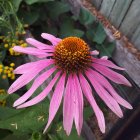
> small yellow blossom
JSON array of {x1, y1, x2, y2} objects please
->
[
  {"x1": 10, "y1": 63, "x2": 15, "y2": 67},
  {"x1": 2, "y1": 75, "x2": 7, "y2": 79},
  {"x1": 4, "y1": 44, "x2": 9, "y2": 48}
]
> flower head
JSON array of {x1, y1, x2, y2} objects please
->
[{"x1": 8, "y1": 33, "x2": 132, "y2": 135}]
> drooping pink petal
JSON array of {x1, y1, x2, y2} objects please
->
[
  {"x1": 13, "y1": 46, "x2": 52, "y2": 58},
  {"x1": 89, "y1": 69, "x2": 132, "y2": 109},
  {"x1": 92, "y1": 63, "x2": 132, "y2": 86},
  {"x1": 101, "y1": 56, "x2": 108, "y2": 60},
  {"x1": 91, "y1": 50, "x2": 99, "y2": 55},
  {"x1": 79, "y1": 74, "x2": 105, "y2": 133},
  {"x1": 14, "y1": 59, "x2": 54, "y2": 74},
  {"x1": 86, "y1": 70, "x2": 123, "y2": 118},
  {"x1": 8, "y1": 62, "x2": 52, "y2": 94},
  {"x1": 63, "y1": 74, "x2": 74, "y2": 136},
  {"x1": 43, "y1": 73, "x2": 66, "y2": 133},
  {"x1": 73, "y1": 74, "x2": 83, "y2": 135},
  {"x1": 41, "y1": 33, "x2": 61, "y2": 46},
  {"x1": 92, "y1": 58, "x2": 125, "y2": 70},
  {"x1": 13, "y1": 67, "x2": 57, "y2": 107},
  {"x1": 16, "y1": 72, "x2": 61, "y2": 108},
  {"x1": 26, "y1": 38, "x2": 53, "y2": 50}
]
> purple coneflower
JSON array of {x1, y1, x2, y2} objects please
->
[{"x1": 8, "y1": 33, "x2": 132, "y2": 135}]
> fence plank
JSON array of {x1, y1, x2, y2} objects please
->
[
  {"x1": 119, "y1": 0, "x2": 140, "y2": 38},
  {"x1": 100, "y1": 0, "x2": 116, "y2": 18},
  {"x1": 131, "y1": 25, "x2": 140, "y2": 50},
  {"x1": 90, "y1": 0, "x2": 103, "y2": 9},
  {"x1": 109, "y1": 0, "x2": 133, "y2": 28}
]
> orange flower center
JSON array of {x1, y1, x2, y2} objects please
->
[{"x1": 53, "y1": 37, "x2": 91, "y2": 72}]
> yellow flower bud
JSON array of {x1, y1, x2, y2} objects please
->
[
  {"x1": 0, "y1": 69, "x2": 3, "y2": 73},
  {"x1": 9, "y1": 67, "x2": 14, "y2": 71},
  {"x1": 4, "y1": 44, "x2": 9, "y2": 48},
  {"x1": 8, "y1": 73, "x2": 12, "y2": 77},
  {"x1": 11, "y1": 75, "x2": 15, "y2": 80},
  {"x1": 4, "y1": 66, "x2": 9, "y2": 70},
  {"x1": 10, "y1": 63, "x2": 15, "y2": 67},
  {"x1": 2, "y1": 75, "x2": 7, "y2": 79},
  {"x1": 24, "y1": 24, "x2": 29, "y2": 28},
  {"x1": 12, "y1": 43, "x2": 16, "y2": 47},
  {"x1": 22, "y1": 31, "x2": 26, "y2": 35}
]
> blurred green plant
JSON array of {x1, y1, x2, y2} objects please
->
[{"x1": 0, "y1": 0, "x2": 24, "y2": 35}]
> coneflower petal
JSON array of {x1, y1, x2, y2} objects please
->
[
  {"x1": 16, "y1": 72, "x2": 61, "y2": 108},
  {"x1": 13, "y1": 46, "x2": 52, "y2": 58},
  {"x1": 101, "y1": 56, "x2": 108, "y2": 60},
  {"x1": 43, "y1": 73, "x2": 66, "y2": 133},
  {"x1": 86, "y1": 70, "x2": 123, "y2": 118},
  {"x1": 8, "y1": 62, "x2": 52, "y2": 94},
  {"x1": 26, "y1": 38, "x2": 53, "y2": 50},
  {"x1": 63, "y1": 74, "x2": 74, "y2": 136},
  {"x1": 91, "y1": 50, "x2": 99, "y2": 55},
  {"x1": 13, "y1": 67, "x2": 56, "y2": 107},
  {"x1": 92, "y1": 58, "x2": 125, "y2": 70},
  {"x1": 90, "y1": 69, "x2": 132, "y2": 109},
  {"x1": 41, "y1": 33, "x2": 61, "y2": 46},
  {"x1": 73, "y1": 74, "x2": 83, "y2": 136},
  {"x1": 14, "y1": 59, "x2": 54, "y2": 74},
  {"x1": 79, "y1": 74, "x2": 105, "y2": 133},
  {"x1": 93, "y1": 63, "x2": 131, "y2": 86}
]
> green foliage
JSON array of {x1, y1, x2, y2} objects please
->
[
  {"x1": 46, "y1": 1, "x2": 70, "y2": 20},
  {"x1": 18, "y1": 10, "x2": 39, "y2": 25},
  {"x1": 30, "y1": 132, "x2": 43, "y2": 140},
  {"x1": 97, "y1": 41, "x2": 116, "y2": 57},
  {"x1": 86, "y1": 23, "x2": 106, "y2": 44},
  {"x1": 0, "y1": 50, "x2": 6, "y2": 62},
  {"x1": 79, "y1": 8, "x2": 96, "y2": 25},
  {"x1": 59, "y1": 18, "x2": 84, "y2": 38},
  {"x1": 48, "y1": 123, "x2": 84, "y2": 140},
  {"x1": 0, "y1": 75, "x2": 9, "y2": 89},
  {"x1": 0, "y1": 94, "x2": 9, "y2": 101},
  {"x1": 84, "y1": 106, "x2": 93, "y2": 120},
  {"x1": 0, "y1": 1, "x2": 24, "y2": 35},
  {"x1": 24, "y1": 0, "x2": 54, "y2": 5},
  {"x1": 0, "y1": 100, "x2": 49, "y2": 134},
  {"x1": 12, "y1": 0, "x2": 22, "y2": 12}
]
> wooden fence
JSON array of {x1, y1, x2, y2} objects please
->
[{"x1": 90, "y1": 0, "x2": 140, "y2": 50}]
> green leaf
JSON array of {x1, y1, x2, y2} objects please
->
[
  {"x1": 6, "y1": 94, "x2": 20, "y2": 107},
  {"x1": 84, "y1": 106, "x2": 93, "y2": 120},
  {"x1": 86, "y1": 23, "x2": 106, "y2": 44},
  {"x1": 79, "y1": 8, "x2": 96, "y2": 25},
  {"x1": 46, "y1": 1, "x2": 70, "y2": 20},
  {"x1": 2, "y1": 134, "x2": 29, "y2": 140},
  {"x1": 24, "y1": 0, "x2": 54, "y2": 5},
  {"x1": 45, "y1": 26, "x2": 58, "y2": 36},
  {"x1": 55, "y1": 123, "x2": 84, "y2": 140},
  {"x1": 18, "y1": 10, "x2": 39, "y2": 25},
  {"x1": 48, "y1": 134, "x2": 58, "y2": 140},
  {"x1": 12, "y1": 0, "x2": 22, "y2": 11},
  {"x1": 93, "y1": 23, "x2": 106, "y2": 44},
  {"x1": 0, "y1": 75, "x2": 9, "y2": 89},
  {"x1": 0, "y1": 101, "x2": 49, "y2": 134},
  {"x1": 59, "y1": 19, "x2": 84, "y2": 38},
  {"x1": 30, "y1": 132, "x2": 42, "y2": 140},
  {"x1": 0, "y1": 94, "x2": 9, "y2": 101},
  {"x1": 0, "y1": 129, "x2": 11, "y2": 140},
  {"x1": 0, "y1": 106, "x2": 21, "y2": 120},
  {"x1": 0, "y1": 50, "x2": 6, "y2": 62},
  {"x1": 97, "y1": 42, "x2": 115, "y2": 57}
]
